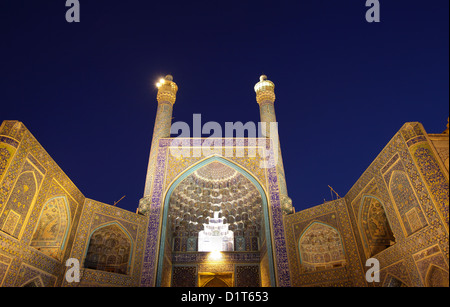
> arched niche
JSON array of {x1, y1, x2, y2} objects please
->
[
  {"x1": 1, "y1": 171, "x2": 38, "y2": 237},
  {"x1": 21, "y1": 276, "x2": 44, "y2": 287},
  {"x1": 298, "y1": 222, "x2": 346, "y2": 272},
  {"x1": 425, "y1": 265, "x2": 449, "y2": 287},
  {"x1": 358, "y1": 195, "x2": 395, "y2": 257},
  {"x1": 389, "y1": 170, "x2": 427, "y2": 235},
  {"x1": 84, "y1": 222, "x2": 133, "y2": 275},
  {"x1": 202, "y1": 276, "x2": 230, "y2": 287},
  {"x1": 30, "y1": 196, "x2": 71, "y2": 261},
  {"x1": 382, "y1": 274, "x2": 408, "y2": 287}
]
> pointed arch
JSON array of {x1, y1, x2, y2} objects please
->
[
  {"x1": 30, "y1": 195, "x2": 71, "y2": 260},
  {"x1": 358, "y1": 195, "x2": 395, "y2": 257},
  {"x1": 84, "y1": 221, "x2": 133, "y2": 275},
  {"x1": 163, "y1": 154, "x2": 270, "y2": 201},
  {"x1": 202, "y1": 276, "x2": 230, "y2": 287},
  {"x1": 21, "y1": 276, "x2": 44, "y2": 287},
  {"x1": 425, "y1": 265, "x2": 449, "y2": 287},
  {"x1": 156, "y1": 155, "x2": 275, "y2": 287},
  {"x1": 388, "y1": 170, "x2": 427, "y2": 235},
  {"x1": 382, "y1": 273, "x2": 408, "y2": 287},
  {"x1": 298, "y1": 221, "x2": 346, "y2": 272},
  {"x1": 1, "y1": 170, "x2": 38, "y2": 237}
]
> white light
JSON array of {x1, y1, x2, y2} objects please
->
[
  {"x1": 209, "y1": 250, "x2": 222, "y2": 261},
  {"x1": 198, "y1": 211, "x2": 234, "y2": 252}
]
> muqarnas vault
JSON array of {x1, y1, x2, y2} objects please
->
[{"x1": 0, "y1": 75, "x2": 448, "y2": 287}]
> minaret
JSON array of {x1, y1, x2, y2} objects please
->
[
  {"x1": 139, "y1": 75, "x2": 178, "y2": 215},
  {"x1": 254, "y1": 75, "x2": 293, "y2": 214}
]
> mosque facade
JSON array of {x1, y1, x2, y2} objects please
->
[{"x1": 0, "y1": 75, "x2": 448, "y2": 287}]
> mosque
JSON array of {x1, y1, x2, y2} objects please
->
[{"x1": 0, "y1": 75, "x2": 448, "y2": 287}]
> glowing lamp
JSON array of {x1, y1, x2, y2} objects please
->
[{"x1": 209, "y1": 250, "x2": 222, "y2": 261}]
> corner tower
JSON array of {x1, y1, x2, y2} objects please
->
[
  {"x1": 139, "y1": 75, "x2": 178, "y2": 214},
  {"x1": 254, "y1": 75, "x2": 293, "y2": 214}
]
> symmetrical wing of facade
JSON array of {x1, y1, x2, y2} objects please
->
[{"x1": 0, "y1": 75, "x2": 448, "y2": 287}]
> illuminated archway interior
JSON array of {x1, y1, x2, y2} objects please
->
[
  {"x1": 161, "y1": 160, "x2": 274, "y2": 287},
  {"x1": 168, "y1": 162, "x2": 263, "y2": 253}
]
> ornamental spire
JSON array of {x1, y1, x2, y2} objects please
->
[
  {"x1": 156, "y1": 74, "x2": 178, "y2": 105},
  {"x1": 254, "y1": 75, "x2": 275, "y2": 104}
]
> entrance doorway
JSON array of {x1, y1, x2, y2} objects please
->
[{"x1": 199, "y1": 272, "x2": 232, "y2": 287}]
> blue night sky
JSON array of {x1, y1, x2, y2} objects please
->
[{"x1": 1, "y1": 0, "x2": 448, "y2": 213}]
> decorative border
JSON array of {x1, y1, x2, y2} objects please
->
[{"x1": 140, "y1": 138, "x2": 291, "y2": 287}]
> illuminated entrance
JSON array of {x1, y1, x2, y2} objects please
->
[{"x1": 156, "y1": 156, "x2": 276, "y2": 287}]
